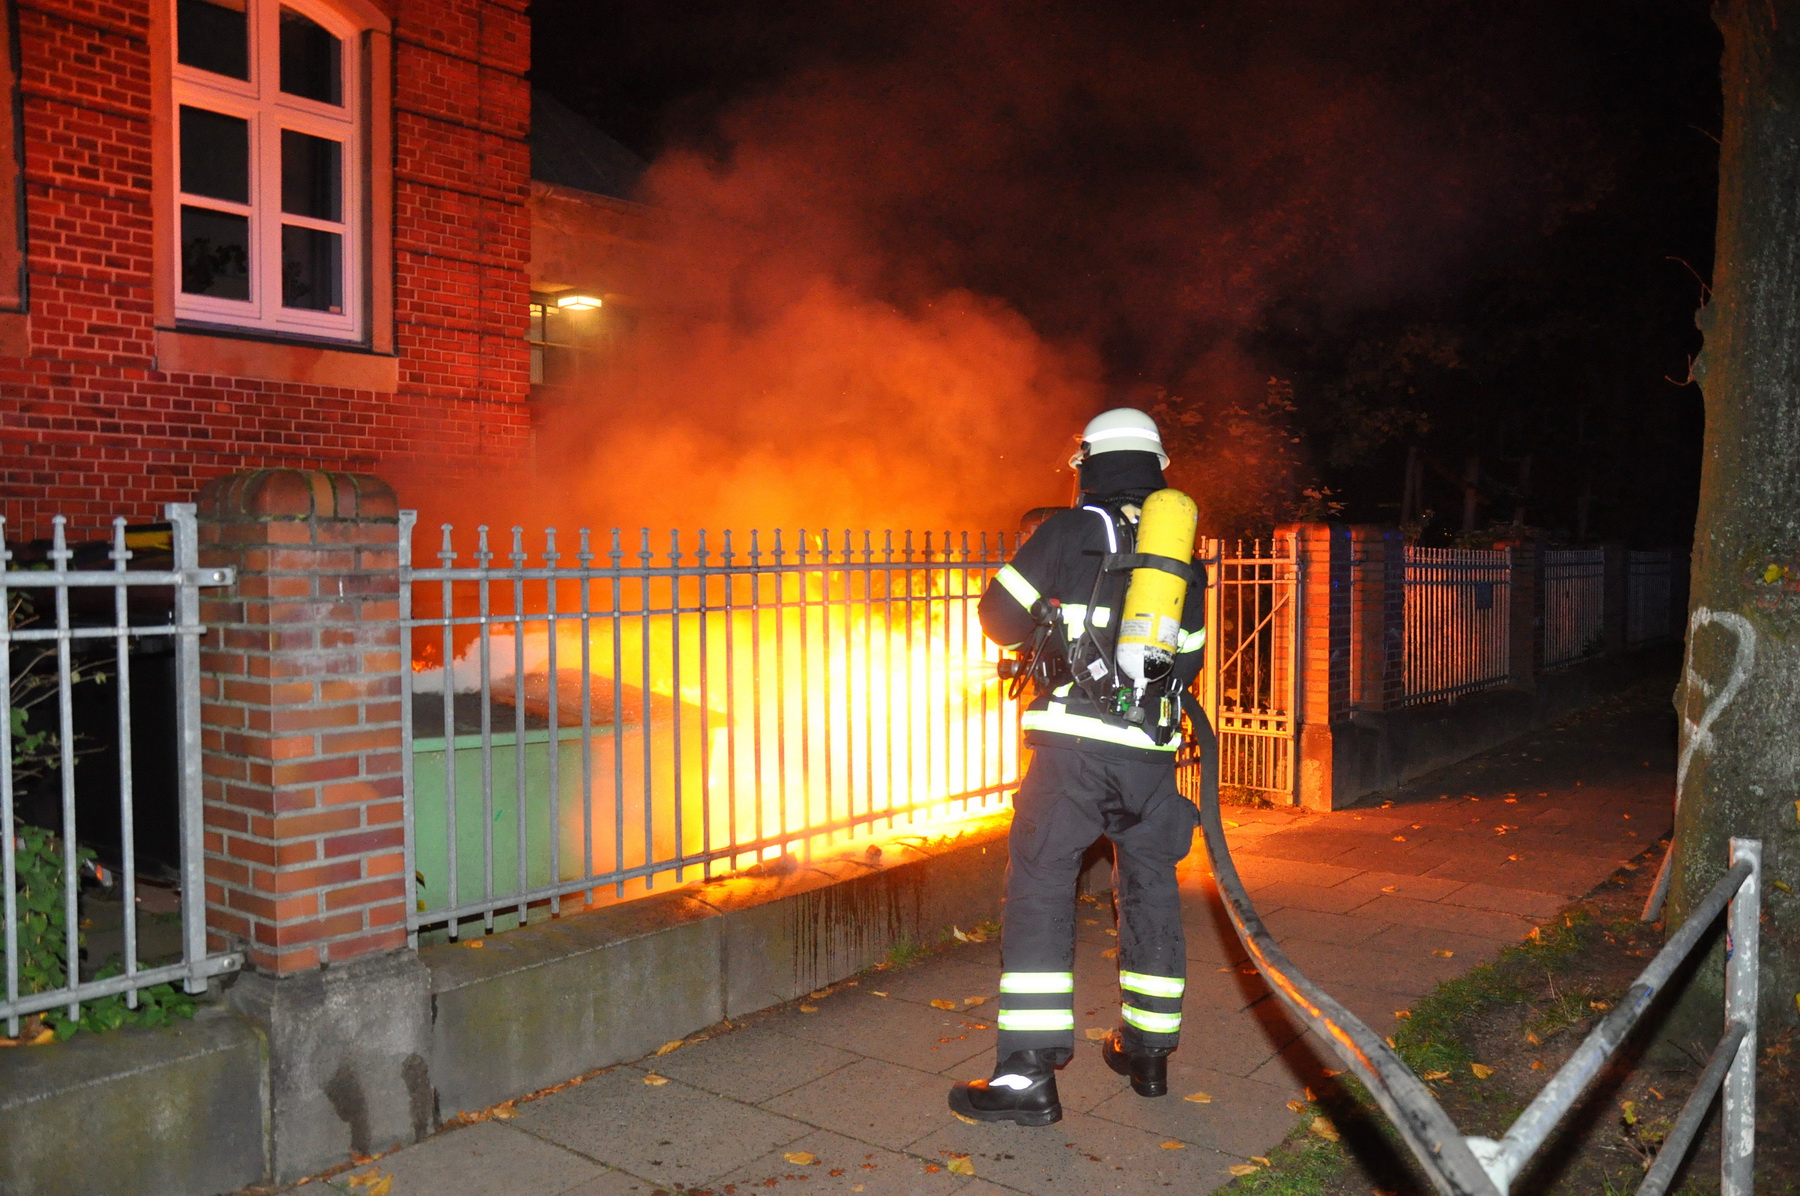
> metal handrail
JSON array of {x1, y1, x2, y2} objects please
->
[{"x1": 1189, "y1": 701, "x2": 1759, "y2": 1196}]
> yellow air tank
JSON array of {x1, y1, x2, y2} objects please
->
[{"x1": 1114, "y1": 488, "x2": 1199, "y2": 688}]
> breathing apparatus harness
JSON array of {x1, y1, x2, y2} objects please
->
[{"x1": 998, "y1": 501, "x2": 1202, "y2": 746}]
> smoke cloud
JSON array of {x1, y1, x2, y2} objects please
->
[{"x1": 426, "y1": 0, "x2": 1569, "y2": 540}]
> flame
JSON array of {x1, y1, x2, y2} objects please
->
[{"x1": 409, "y1": 560, "x2": 1019, "y2": 912}]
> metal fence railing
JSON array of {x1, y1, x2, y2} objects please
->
[
  {"x1": 1627, "y1": 550, "x2": 1675, "y2": 647},
  {"x1": 1403, "y1": 546, "x2": 1512, "y2": 705},
  {"x1": 1544, "y1": 548, "x2": 1607, "y2": 669},
  {"x1": 2, "y1": 505, "x2": 242, "y2": 1034},
  {"x1": 1184, "y1": 536, "x2": 1300, "y2": 803},
  {"x1": 399, "y1": 518, "x2": 1023, "y2": 940}
]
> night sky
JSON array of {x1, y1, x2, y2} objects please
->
[{"x1": 530, "y1": 0, "x2": 1720, "y2": 545}]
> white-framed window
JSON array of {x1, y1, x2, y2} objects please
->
[{"x1": 171, "y1": 0, "x2": 362, "y2": 342}]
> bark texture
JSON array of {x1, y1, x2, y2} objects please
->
[{"x1": 1669, "y1": 0, "x2": 1800, "y2": 1032}]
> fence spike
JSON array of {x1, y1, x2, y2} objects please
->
[
  {"x1": 577, "y1": 527, "x2": 592, "y2": 568},
  {"x1": 510, "y1": 526, "x2": 525, "y2": 567},
  {"x1": 475, "y1": 525, "x2": 491, "y2": 567},
  {"x1": 544, "y1": 527, "x2": 559, "y2": 567},
  {"x1": 439, "y1": 523, "x2": 456, "y2": 565}
]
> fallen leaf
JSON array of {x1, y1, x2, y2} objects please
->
[
  {"x1": 1648, "y1": 1087, "x2": 1664, "y2": 1100},
  {"x1": 642, "y1": 1073, "x2": 670, "y2": 1086},
  {"x1": 366, "y1": 1178, "x2": 392, "y2": 1196},
  {"x1": 952, "y1": 926, "x2": 970, "y2": 942},
  {"x1": 655, "y1": 1040, "x2": 685, "y2": 1056},
  {"x1": 1394, "y1": 1010, "x2": 1411, "y2": 1019},
  {"x1": 1104, "y1": 928, "x2": 1118, "y2": 937},
  {"x1": 1392, "y1": 835, "x2": 1406, "y2": 842},
  {"x1": 1184, "y1": 1090, "x2": 1213, "y2": 1104},
  {"x1": 1432, "y1": 949, "x2": 1455, "y2": 958},
  {"x1": 947, "y1": 1155, "x2": 976, "y2": 1175},
  {"x1": 351, "y1": 1154, "x2": 376, "y2": 1165},
  {"x1": 1772, "y1": 880, "x2": 1793, "y2": 894},
  {"x1": 951, "y1": 1111, "x2": 979, "y2": 1125},
  {"x1": 1422, "y1": 1070, "x2": 1450, "y2": 1081},
  {"x1": 925, "y1": 1164, "x2": 941, "y2": 1172},
  {"x1": 1228, "y1": 1163, "x2": 1260, "y2": 1176},
  {"x1": 1159, "y1": 1140, "x2": 1186, "y2": 1151},
  {"x1": 963, "y1": 996, "x2": 988, "y2": 1007},
  {"x1": 1531, "y1": 1060, "x2": 1544, "y2": 1070},
  {"x1": 463, "y1": 939, "x2": 484, "y2": 948},
  {"x1": 930, "y1": 999, "x2": 957, "y2": 1010},
  {"x1": 799, "y1": 1004, "x2": 819, "y2": 1013},
  {"x1": 28, "y1": 1028, "x2": 54, "y2": 1046},
  {"x1": 1085, "y1": 1027, "x2": 1109, "y2": 1041},
  {"x1": 490, "y1": 1100, "x2": 517, "y2": 1120},
  {"x1": 1253, "y1": 1156, "x2": 1272, "y2": 1166},
  {"x1": 785, "y1": 1151, "x2": 817, "y2": 1165},
  {"x1": 1470, "y1": 1063, "x2": 1494, "y2": 1079},
  {"x1": 1320, "y1": 1069, "x2": 1343, "y2": 1078},
  {"x1": 1225, "y1": 819, "x2": 1243, "y2": 829},
  {"x1": 1504, "y1": 797, "x2": 1518, "y2": 803},
  {"x1": 1101, "y1": 947, "x2": 1118, "y2": 959},
  {"x1": 1589, "y1": 1000, "x2": 1611, "y2": 1011},
  {"x1": 1286, "y1": 1099, "x2": 1309, "y2": 1113},
  {"x1": 1508, "y1": 855, "x2": 1523, "y2": 862},
  {"x1": 1385, "y1": 1036, "x2": 1397, "y2": 1049},
  {"x1": 1311, "y1": 1116, "x2": 1341, "y2": 1142},
  {"x1": 871, "y1": 991, "x2": 889, "y2": 997},
  {"x1": 1525, "y1": 1031, "x2": 1541, "y2": 1045},
  {"x1": 1621, "y1": 1100, "x2": 1638, "y2": 1126},
  {"x1": 1381, "y1": 885, "x2": 1398, "y2": 893}
]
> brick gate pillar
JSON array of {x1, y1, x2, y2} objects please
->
[
  {"x1": 196, "y1": 469, "x2": 407, "y2": 974},
  {"x1": 195, "y1": 469, "x2": 430, "y2": 1180},
  {"x1": 1499, "y1": 538, "x2": 1541, "y2": 689},
  {"x1": 1348, "y1": 525, "x2": 1406, "y2": 712},
  {"x1": 1286, "y1": 523, "x2": 1352, "y2": 810}
]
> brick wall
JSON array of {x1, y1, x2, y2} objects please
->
[{"x1": 0, "y1": 0, "x2": 533, "y2": 540}]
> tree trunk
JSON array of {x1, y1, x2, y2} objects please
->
[{"x1": 1667, "y1": 0, "x2": 1799, "y2": 1038}]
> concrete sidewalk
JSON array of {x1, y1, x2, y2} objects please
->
[{"x1": 314, "y1": 686, "x2": 1675, "y2": 1196}]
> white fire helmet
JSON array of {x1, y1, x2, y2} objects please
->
[{"x1": 1069, "y1": 408, "x2": 1168, "y2": 469}]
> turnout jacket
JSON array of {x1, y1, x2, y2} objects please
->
[{"x1": 979, "y1": 501, "x2": 1207, "y2": 761}]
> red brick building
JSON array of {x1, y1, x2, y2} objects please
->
[{"x1": 0, "y1": 0, "x2": 537, "y2": 539}]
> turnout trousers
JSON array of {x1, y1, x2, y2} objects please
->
[{"x1": 994, "y1": 742, "x2": 1199, "y2": 1062}]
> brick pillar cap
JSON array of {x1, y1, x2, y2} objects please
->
[{"x1": 197, "y1": 469, "x2": 398, "y2": 523}]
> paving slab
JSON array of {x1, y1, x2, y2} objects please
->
[
  {"x1": 637, "y1": 1023, "x2": 860, "y2": 1104},
  {"x1": 711, "y1": 1126, "x2": 1010, "y2": 1195},
  {"x1": 771, "y1": 987, "x2": 996, "y2": 1071},
  {"x1": 1351, "y1": 894, "x2": 1535, "y2": 941},
  {"x1": 324, "y1": 1121, "x2": 608, "y2": 1196},
  {"x1": 1086, "y1": 1063, "x2": 1297, "y2": 1158},
  {"x1": 909, "y1": 1106, "x2": 1245, "y2": 1195},
  {"x1": 763, "y1": 1057, "x2": 974, "y2": 1150},
  {"x1": 510, "y1": 1067, "x2": 811, "y2": 1191}
]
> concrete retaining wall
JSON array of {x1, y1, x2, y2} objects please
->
[
  {"x1": 0, "y1": 1006, "x2": 267, "y2": 1196},
  {"x1": 1311, "y1": 646, "x2": 1679, "y2": 809}
]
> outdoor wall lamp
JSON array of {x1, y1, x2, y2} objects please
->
[{"x1": 555, "y1": 294, "x2": 603, "y2": 311}]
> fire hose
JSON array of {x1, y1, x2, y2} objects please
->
[{"x1": 1181, "y1": 692, "x2": 1505, "y2": 1196}]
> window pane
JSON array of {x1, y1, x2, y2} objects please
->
[
  {"x1": 280, "y1": 8, "x2": 342, "y2": 105},
  {"x1": 281, "y1": 130, "x2": 342, "y2": 220},
  {"x1": 179, "y1": 107, "x2": 250, "y2": 204},
  {"x1": 282, "y1": 224, "x2": 342, "y2": 312},
  {"x1": 181, "y1": 206, "x2": 251, "y2": 299},
  {"x1": 177, "y1": 0, "x2": 248, "y2": 81}
]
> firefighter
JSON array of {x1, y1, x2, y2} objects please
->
[{"x1": 948, "y1": 407, "x2": 1207, "y2": 1126}]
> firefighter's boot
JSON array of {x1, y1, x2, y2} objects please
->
[
  {"x1": 1102, "y1": 1027, "x2": 1171, "y2": 1097},
  {"x1": 947, "y1": 1050, "x2": 1063, "y2": 1126}
]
